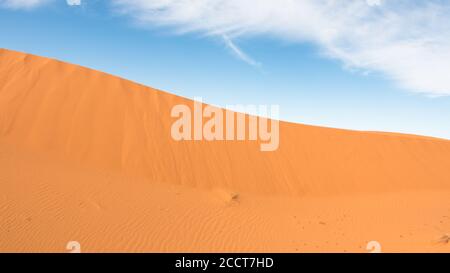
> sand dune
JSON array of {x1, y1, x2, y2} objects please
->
[{"x1": 0, "y1": 48, "x2": 449, "y2": 252}]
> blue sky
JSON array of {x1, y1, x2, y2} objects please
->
[{"x1": 1, "y1": 0, "x2": 450, "y2": 139}]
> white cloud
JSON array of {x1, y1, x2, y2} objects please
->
[
  {"x1": 0, "y1": 0, "x2": 81, "y2": 8},
  {"x1": 66, "y1": 0, "x2": 80, "y2": 6},
  {"x1": 111, "y1": 0, "x2": 450, "y2": 96},
  {"x1": 0, "y1": 0, "x2": 49, "y2": 9},
  {"x1": 366, "y1": 0, "x2": 382, "y2": 7},
  {"x1": 222, "y1": 35, "x2": 261, "y2": 68}
]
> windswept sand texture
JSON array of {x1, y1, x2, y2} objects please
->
[{"x1": 0, "y1": 48, "x2": 449, "y2": 252}]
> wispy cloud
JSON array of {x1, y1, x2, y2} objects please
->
[
  {"x1": 0, "y1": 0, "x2": 49, "y2": 9},
  {"x1": 366, "y1": 0, "x2": 382, "y2": 7},
  {"x1": 111, "y1": 0, "x2": 450, "y2": 96},
  {"x1": 222, "y1": 35, "x2": 261, "y2": 68},
  {"x1": 0, "y1": 0, "x2": 81, "y2": 9},
  {"x1": 66, "y1": 0, "x2": 80, "y2": 6}
]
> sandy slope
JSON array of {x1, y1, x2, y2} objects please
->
[{"x1": 0, "y1": 48, "x2": 449, "y2": 252}]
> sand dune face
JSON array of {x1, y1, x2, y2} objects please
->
[{"x1": 0, "y1": 48, "x2": 449, "y2": 252}]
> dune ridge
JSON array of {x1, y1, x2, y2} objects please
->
[
  {"x1": 1, "y1": 48, "x2": 449, "y2": 252},
  {"x1": 1, "y1": 48, "x2": 449, "y2": 195}
]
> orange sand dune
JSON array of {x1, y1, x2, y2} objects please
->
[{"x1": 0, "y1": 48, "x2": 449, "y2": 253}]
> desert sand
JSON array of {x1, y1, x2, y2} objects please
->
[{"x1": 0, "y1": 48, "x2": 449, "y2": 252}]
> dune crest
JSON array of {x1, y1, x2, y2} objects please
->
[
  {"x1": 1, "y1": 48, "x2": 449, "y2": 196},
  {"x1": 1, "y1": 48, "x2": 449, "y2": 252}
]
